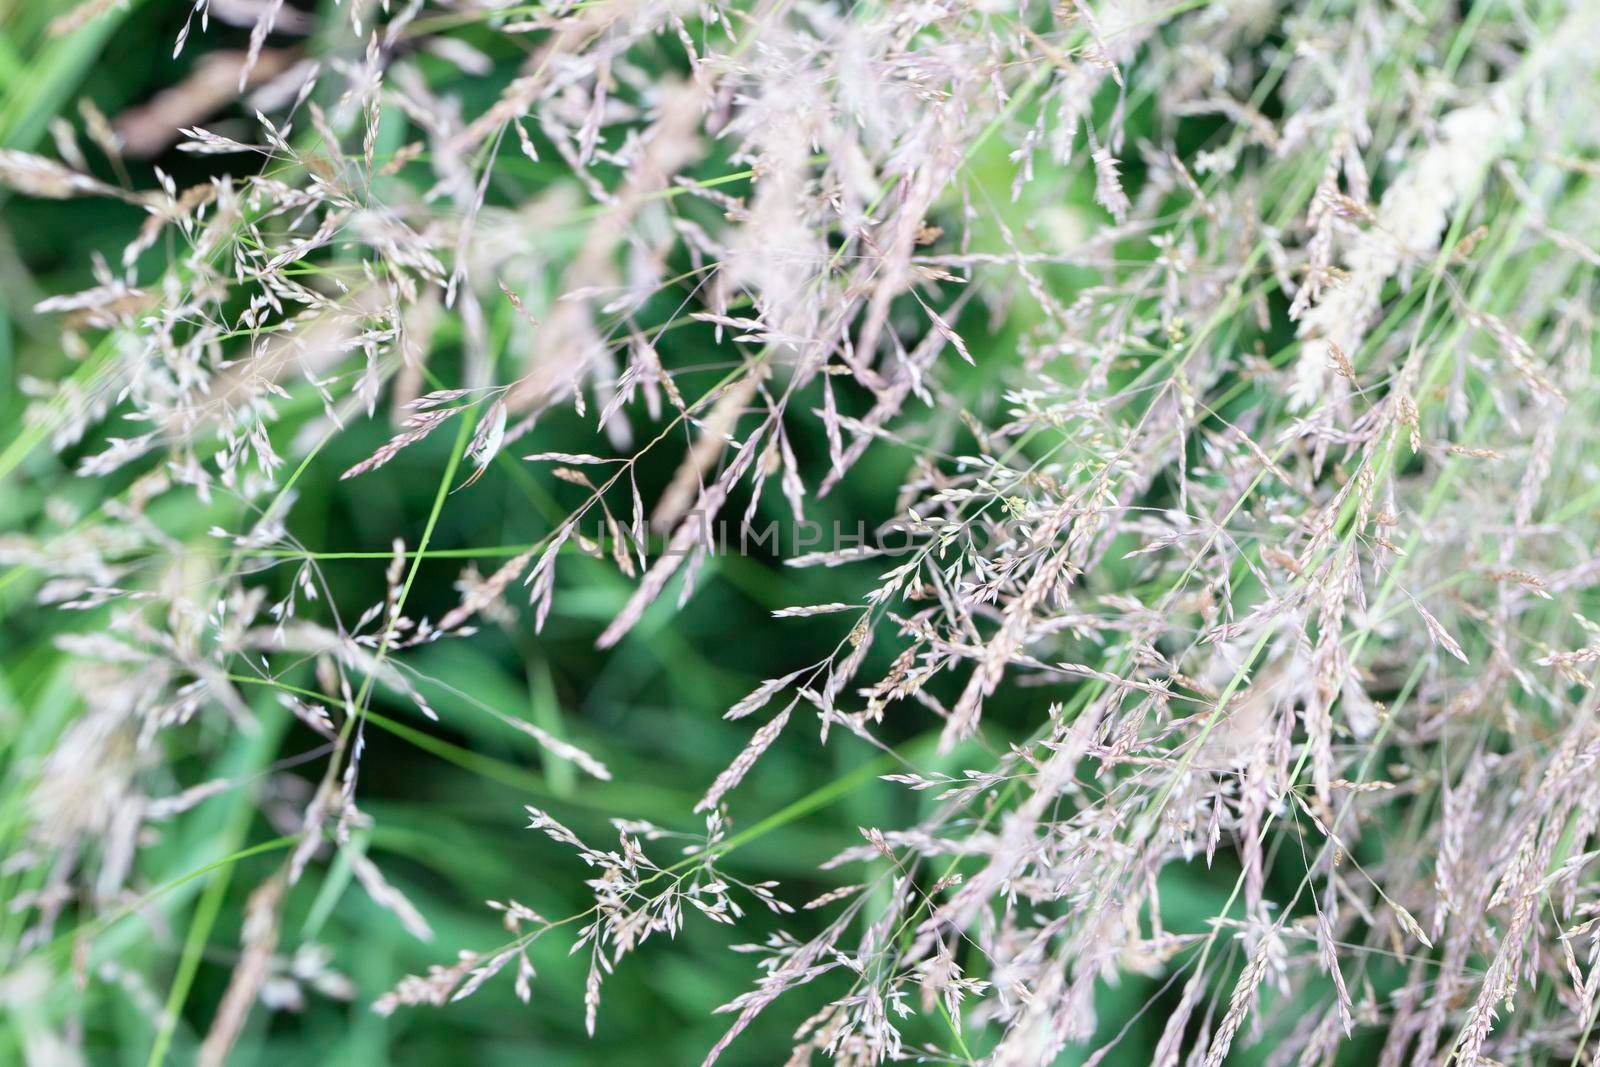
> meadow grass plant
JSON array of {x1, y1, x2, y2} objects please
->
[{"x1": 2, "y1": 0, "x2": 1599, "y2": 1063}]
